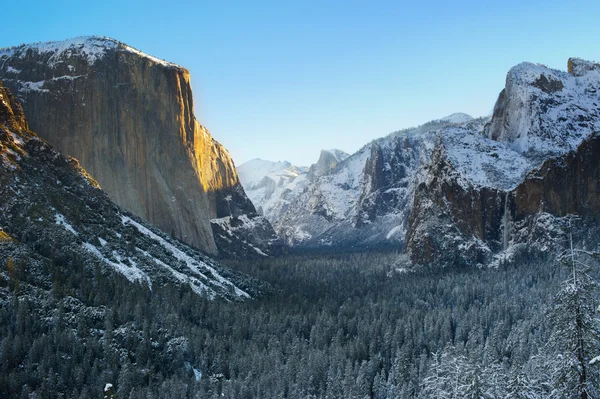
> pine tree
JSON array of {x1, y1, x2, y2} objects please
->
[{"x1": 549, "y1": 225, "x2": 600, "y2": 399}]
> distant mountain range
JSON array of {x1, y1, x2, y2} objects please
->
[
  {"x1": 2, "y1": 35, "x2": 600, "y2": 267},
  {"x1": 239, "y1": 58, "x2": 600, "y2": 265}
]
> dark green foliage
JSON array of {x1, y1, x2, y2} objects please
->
[{"x1": 0, "y1": 246, "x2": 587, "y2": 398}]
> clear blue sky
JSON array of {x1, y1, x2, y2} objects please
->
[{"x1": 2, "y1": 0, "x2": 599, "y2": 166}]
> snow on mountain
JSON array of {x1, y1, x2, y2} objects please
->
[
  {"x1": 443, "y1": 60, "x2": 600, "y2": 192},
  {"x1": 237, "y1": 149, "x2": 349, "y2": 226},
  {"x1": 406, "y1": 58, "x2": 600, "y2": 266},
  {"x1": 485, "y1": 61, "x2": 600, "y2": 156},
  {"x1": 237, "y1": 159, "x2": 307, "y2": 191},
  {"x1": 271, "y1": 118, "x2": 471, "y2": 248},
  {"x1": 256, "y1": 55, "x2": 600, "y2": 255},
  {"x1": 0, "y1": 81, "x2": 256, "y2": 301},
  {"x1": 438, "y1": 112, "x2": 474, "y2": 124},
  {"x1": 0, "y1": 36, "x2": 179, "y2": 69},
  {"x1": 237, "y1": 159, "x2": 309, "y2": 223},
  {"x1": 324, "y1": 149, "x2": 350, "y2": 162}
]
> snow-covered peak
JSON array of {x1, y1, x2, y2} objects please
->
[
  {"x1": 323, "y1": 149, "x2": 349, "y2": 162},
  {"x1": 0, "y1": 36, "x2": 181, "y2": 68},
  {"x1": 438, "y1": 113, "x2": 474, "y2": 124},
  {"x1": 486, "y1": 59, "x2": 600, "y2": 156},
  {"x1": 237, "y1": 158, "x2": 306, "y2": 190}
]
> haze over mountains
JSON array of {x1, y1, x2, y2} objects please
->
[{"x1": 239, "y1": 58, "x2": 600, "y2": 265}]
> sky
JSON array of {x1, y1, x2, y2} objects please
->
[{"x1": 2, "y1": 0, "x2": 599, "y2": 166}]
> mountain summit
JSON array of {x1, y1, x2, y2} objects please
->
[{"x1": 0, "y1": 36, "x2": 281, "y2": 258}]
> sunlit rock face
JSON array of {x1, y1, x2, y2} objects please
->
[
  {"x1": 0, "y1": 36, "x2": 280, "y2": 257},
  {"x1": 0, "y1": 80, "x2": 256, "y2": 300}
]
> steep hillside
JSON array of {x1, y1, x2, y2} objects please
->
[
  {"x1": 406, "y1": 58, "x2": 600, "y2": 265},
  {"x1": 0, "y1": 80, "x2": 256, "y2": 300},
  {"x1": 0, "y1": 36, "x2": 281, "y2": 258},
  {"x1": 237, "y1": 158, "x2": 309, "y2": 221},
  {"x1": 237, "y1": 149, "x2": 348, "y2": 225},
  {"x1": 260, "y1": 117, "x2": 476, "y2": 249}
]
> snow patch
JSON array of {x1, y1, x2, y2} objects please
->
[
  {"x1": 18, "y1": 81, "x2": 49, "y2": 93},
  {"x1": 82, "y1": 242, "x2": 151, "y2": 287},
  {"x1": 54, "y1": 213, "x2": 78, "y2": 235},
  {"x1": 438, "y1": 112, "x2": 474, "y2": 124},
  {"x1": 0, "y1": 36, "x2": 181, "y2": 69},
  {"x1": 123, "y1": 216, "x2": 250, "y2": 298}
]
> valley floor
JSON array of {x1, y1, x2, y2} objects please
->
[{"x1": 1, "y1": 248, "x2": 598, "y2": 398}]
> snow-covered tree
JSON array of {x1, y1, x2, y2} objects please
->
[{"x1": 548, "y1": 225, "x2": 600, "y2": 399}]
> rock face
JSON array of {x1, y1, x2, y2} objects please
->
[
  {"x1": 239, "y1": 118, "x2": 475, "y2": 249},
  {"x1": 0, "y1": 80, "x2": 256, "y2": 300},
  {"x1": 406, "y1": 59, "x2": 600, "y2": 265},
  {"x1": 237, "y1": 158, "x2": 309, "y2": 222},
  {"x1": 0, "y1": 36, "x2": 280, "y2": 257},
  {"x1": 306, "y1": 149, "x2": 348, "y2": 180}
]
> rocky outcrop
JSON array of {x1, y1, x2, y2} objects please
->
[
  {"x1": 568, "y1": 57, "x2": 600, "y2": 77},
  {"x1": 0, "y1": 36, "x2": 280, "y2": 257},
  {"x1": 271, "y1": 118, "x2": 468, "y2": 248},
  {"x1": 484, "y1": 60, "x2": 600, "y2": 155},
  {"x1": 0, "y1": 80, "x2": 256, "y2": 300},
  {"x1": 306, "y1": 149, "x2": 348, "y2": 180},
  {"x1": 514, "y1": 133, "x2": 600, "y2": 219},
  {"x1": 406, "y1": 59, "x2": 600, "y2": 266},
  {"x1": 406, "y1": 132, "x2": 600, "y2": 265}
]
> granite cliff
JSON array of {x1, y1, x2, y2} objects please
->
[
  {"x1": 406, "y1": 58, "x2": 600, "y2": 265},
  {"x1": 0, "y1": 80, "x2": 256, "y2": 299},
  {"x1": 0, "y1": 36, "x2": 280, "y2": 257}
]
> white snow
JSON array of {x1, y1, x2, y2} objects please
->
[
  {"x1": 5, "y1": 66, "x2": 20, "y2": 74},
  {"x1": 136, "y1": 248, "x2": 212, "y2": 298},
  {"x1": 104, "y1": 383, "x2": 113, "y2": 392},
  {"x1": 386, "y1": 225, "x2": 404, "y2": 240},
  {"x1": 323, "y1": 148, "x2": 350, "y2": 162},
  {"x1": 438, "y1": 112, "x2": 474, "y2": 124},
  {"x1": 237, "y1": 158, "x2": 307, "y2": 190},
  {"x1": 0, "y1": 36, "x2": 180, "y2": 69},
  {"x1": 122, "y1": 215, "x2": 250, "y2": 298},
  {"x1": 98, "y1": 237, "x2": 107, "y2": 247},
  {"x1": 82, "y1": 242, "x2": 151, "y2": 287},
  {"x1": 591, "y1": 355, "x2": 600, "y2": 365},
  {"x1": 488, "y1": 61, "x2": 600, "y2": 156},
  {"x1": 18, "y1": 81, "x2": 49, "y2": 94},
  {"x1": 442, "y1": 127, "x2": 532, "y2": 190},
  {"x1": 193, "y1": 368, "x2": 203, "y2": 381},
  {"x1": 54, "y1": 213, "x2": 78, "y2": 235}
]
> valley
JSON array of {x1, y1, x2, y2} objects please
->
[{"x1": 0, "y1": 30, "x2": 599, "y2": 399}]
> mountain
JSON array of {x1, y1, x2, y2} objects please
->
[
  {"x1": 248, "y1": 118, "x2": 474, "y2": 249},
  {"x1": 0, "y1": 80, "x2": 256, "y2": 300},
  {"x1": 0, "y1": 36, "x2": 281, "y2": 258},
  {"x1": 406, "y1": 58, "x2": 600, "y2": 265},
  {"x1": 238, "y1": 58, "x2": 600, "y2": 264},
  {"x1": 438, "y1": 112, "x2": 474, "y2": 124},
  {"x1": 237, "y1": 150, "x2": 349, "y2": 224}
]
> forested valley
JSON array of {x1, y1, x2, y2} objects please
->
[{"x1": 1, "y1": 242, "x2": 598, "y2": 398}]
